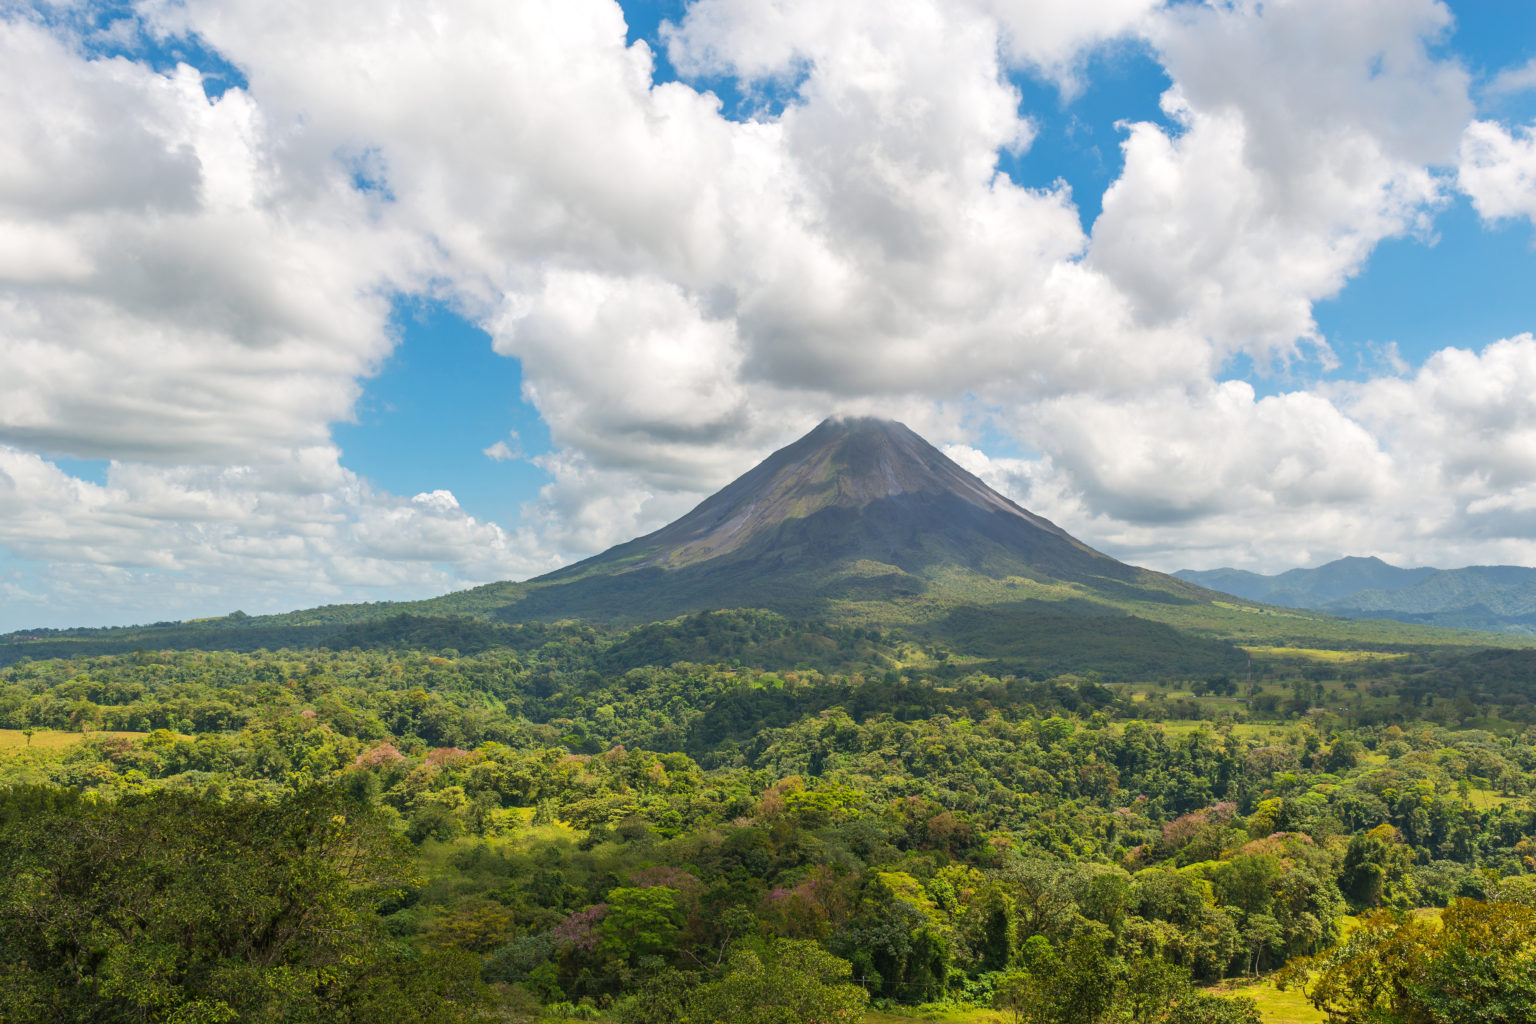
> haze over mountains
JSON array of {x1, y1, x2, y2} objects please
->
[{"x1": 1176, "y1": 557, "x2": 1536, "y2": 635}]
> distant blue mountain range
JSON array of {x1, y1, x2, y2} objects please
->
[{"x1": 1175, "y1": 556, "x2": 1536, "y2": 635}]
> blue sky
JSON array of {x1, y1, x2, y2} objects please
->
[
  {"x1": 334, "y1": 302, "x2": 550, "y2": 530},
  {"x1": 4, "y1": 0, "x2": 1536, "y2": 629}
]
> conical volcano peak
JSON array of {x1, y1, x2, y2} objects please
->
[
  {"x1": 503, "y1": 415, "x2": 1209, "y2": 621},
  {"x1": 797, "y1": 414, "x2": 913, "y2": 444},
  {"x1": 772, "y1": 416, "x2": 1033, "y2": 515},
  {"x1": 535, "y1": 414, "x2": 1134, "y2": 588},
  {"x1": 801, "y1": 416, "x2": 948, "y2": 488},
  {"x1": 806, "y1": 414, "x2": 916, "y2": 444}
]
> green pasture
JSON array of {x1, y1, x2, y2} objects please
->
[
  {"x1": 863, "y1": 982, "x2": 1325, "y2": 1024},
  {"x1": 0, "y1": 728, "x2": 145, "y2": 753},
  {"x1": 1209, "y1": 977, "x2": 1323, "y2": 1024},
  {"x1": 1468, "y1": 787, "x2": 1522, "y2": 810},
  {"x1": 1147, "y1": 720, "x2": 1280, "y2": 740},
  {"x1": 1240, "y1": 645, "x2": 1410, "y2": 663},
  {"x1": 864, "y1": 1007, "x2": 998, "y2": 1024}
]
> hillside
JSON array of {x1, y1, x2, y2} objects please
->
[
  {"x1": 1178, "y1": 557, "x2": 1536, "y2": 634},
  {"x1": 1176, "y1": 556, "x2": 1437, "y2": 605}
]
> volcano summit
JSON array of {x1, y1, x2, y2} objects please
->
[
  {"x1": 0, "y1": 418, "x2": 1325, "y2": 675},
  {"x1": 476, "y1": 417, "x2": 1208, "y2": 624}
]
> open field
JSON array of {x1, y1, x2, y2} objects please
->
[
  {"x1": 865, "y1": 1008, "x2": 997, "y2": 1024},
  {"x1": 1240, "y1": 645, "x2": 1410, "y2": 662},
  {"x1": 1468, "y1": 787, "x2": 1523, "y2": 810},
  {"x1": 1210, "y1": 977, "x2": 1324, "y2": 1024},
  {"x1": 864, "y1": 983, "x2": 1325, "y2": 1024},
  {"x1": 1151, "y1": 720, "x2": 1284, "y2": 740},
  {"x1": 0, "y1": 728, "x2": 145, "y2": 752}
]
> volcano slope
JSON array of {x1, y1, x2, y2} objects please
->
[
  {"x1": 408, "y1": 417, "x2": 1261, "y2": 677},
  {"x1": 466, "y1": 417, "x2": 1205, "y2": 621}
]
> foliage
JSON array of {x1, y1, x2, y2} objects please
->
[
  {"x1": 1164, "y1": 992, "x2": 1264, "y2": 1024},
  {"x1": 1284, "y1": 900, "x2": 1536, "y2": 1023},
  {"x1": 4, "y1": 606, "x2": 1536, "y2": 1018},
  {"x1": 683, "y1": 939, "x2": 867, "y2": 1024},
  {"x1": 0, "y1": 785, "x2": 488, "y2": 1023}
]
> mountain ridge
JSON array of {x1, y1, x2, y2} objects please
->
[{"x1": 1176, "y1": 557, "x2": 1536, "y2": 635}]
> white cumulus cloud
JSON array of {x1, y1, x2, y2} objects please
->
[
  {"x1": 0, "y1": 0, "x2": 1529, "y2": 627},
  {"x1": 1459, "y1": 120, "x2": 1536, "y2": 227},
  {"x1": 1090, "y1": 0, "x2": 1469, "y2": 363}
]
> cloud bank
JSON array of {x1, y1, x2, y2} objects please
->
[{"x1": 2, "y1": 0, "x2": 1535, "y2": 627}]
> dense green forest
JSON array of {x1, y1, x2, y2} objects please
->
[{"x1": 5, "y1": 609, "x2": 1536, "y2": 1022}]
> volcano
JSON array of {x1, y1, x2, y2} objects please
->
[
  {"x1": 0, "y1": 417, "x2": 1256, "y2": 676},
  {"x1": 0, "y1": 418, "x2": 1482, "y2": 675},
  {"x1": 483, "y1": 417, "x2": 1209, "y2": 623}
]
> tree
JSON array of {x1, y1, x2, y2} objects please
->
[
  {"x1": 1280, "y1": 909, "x2": 1432, "y2": 1022},
  {"x1": 612, "y1": 968, "x2": 696, "y2": 1024},
  {"x1": 0, "y1": 784, "x2": 487, "y2": 1023},
  {"x1": 1402, "y1": 900, "x2": 1536, "y2": 1023},
  {"x1": 994, "y1": 961, "x2": 1055, "y2": 1024},
  {"x1": 1164, "y1": 993, "x2": 1262, "y2": 1024},
  {"x1": 1340, "y1": 828, "x2": 1415, "y2": 910},
  {"x1": 684, "y1": 939, "x2": 867, "y2": 1024},
  {"x1": 1119, "y1": 956, "x2": 1190, "y2": 1022},
  {"x1": 994, "y1": 934, "x2": 1123, "y2": 1024},
  {"x1": 1282, "y1": 900, "x2": 1536, "y2": 1024},
  {"x1": 600, "y1": 886, "x2": 683, "y2": 963},
  {"x1": 829, "y1": 873, "x2": 948, "y2": 1002}
]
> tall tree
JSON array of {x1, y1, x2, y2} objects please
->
[{"x1": 0, "y1": 785, "x2": 487, "y2": 1024}]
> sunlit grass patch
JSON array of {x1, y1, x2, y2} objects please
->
[
  {"x1": 1241, "y1": 646, "x2": 1409, "y2": 663},
  {"x1": 1152, "y1": 721, "x2": 1276, "y2": 740},
  {"x1": 1467, "y1": 788, "x2": 1521, "y2": 810},
  {"x1": 1208, "y1": 975, "x2": 1324, "y2": 1024},
  {"x1": 865, "y1": 1006, "x2": 997, "y2": 1024},
  {"x1": 0, "y1": 728, "x2": 145, "y2": 753}
]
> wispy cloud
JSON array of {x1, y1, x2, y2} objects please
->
[
  {"x1": 483, "y1": 433, "x2": 524, "y2": 462},
  {"x1": 1486, "y1": 57, "x2": 1536, "y2": 98}
]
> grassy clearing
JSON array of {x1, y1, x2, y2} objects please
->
[
  {"x1": 1240, "y1": 646, "x2": 1410, "y2": 663},
  {"x1": 866, "y1": 983, "x2": 1328, "y2": 1024},
  {"x1": 865, "y1": 1007, "x2": 997, "y2": 1024},
  {"x1": 1468, "y1": 788, "x2": 1521, "y2": 810},
  {"x1": 1151, "y1": 721, "x2": 1282, "y2": 741},
  {"x1": 1209, "y1": 977, "x2": 1323, "y2": 1024},
  {"x1": 0, "y1": 728, "x2": 145, "y2": 753}
]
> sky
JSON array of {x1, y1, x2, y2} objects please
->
[{"x1": 3, "y1": 0, "x2": 1536, "y2": 631}]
